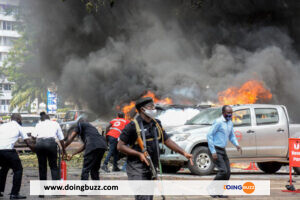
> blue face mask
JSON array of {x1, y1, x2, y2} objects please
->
[{"x1": 225, "y1": 114, "x2": 232, "y2": 121}]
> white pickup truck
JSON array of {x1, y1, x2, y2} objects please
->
[{"x1": 160, "y1": 104, "x2": 300, "y2": 175}]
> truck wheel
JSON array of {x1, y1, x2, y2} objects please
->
[
  {"x1": 161, "y1": 165, "x2": 182, "y2": 174},
  {"x1": 293, "y1": 167, "x2": 300, "y2": 175},
  {"x1": 257, "y1": 162, "x2": 282, "y2": 174},
  {"x1": 188, "y1": 146, "x2": 214, "y2": 175}
]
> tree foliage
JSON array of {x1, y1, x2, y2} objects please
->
[{"x1": 3, "y1": 35, "x2": 48, "y2": 112}]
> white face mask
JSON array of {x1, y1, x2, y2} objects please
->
[{"x1": 143, "y1": 108, "x2": 157, "y2": 118}]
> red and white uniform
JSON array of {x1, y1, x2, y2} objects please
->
[{"x1": 107, "y1": 118, "x2": 130, "y2": 138}]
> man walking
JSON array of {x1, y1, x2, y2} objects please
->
[
  {"x1": 102, "y1": 112, "x2": 130, "y2": 172},
  {"x1": 31, "y1": 112, "x2": 66, "y2": 181},
  {"x1": 65, "y1": 118, "x2": 107, "y2": 180},
  {"x1": 0, "y1": 114, "x2": 35, "y2": 199},
  {"x1": 117, "y1": 97, "x2": 193, "y2": 200},
  {"x1": 207, "y1": 105, "x2": 242, "y2": 198}
]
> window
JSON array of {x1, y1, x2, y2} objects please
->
[
  {"x1": 4, "y1": 84, "x2": 11, "y2": 91},
  {"x1": 255, "y1": 108, "x2": 279, "y2": 125},
  {"x1": 1, "y1": 21, "x2": 17, "y2": 31},
  {"x1": 185, "y1": 108, "x2": 222, "y2": 125},
  {"x1": 1, "y1": 100, "x2": 5, "y2": 105},
  {"x1": 0, "y1": 84, "x2": 2, "y2": 90},
  {"x1": 232, "y1": 109, "x2": 251, "y2": 126},
  {"x1": 3, "y1": 21, "x2": 11, "y2": 30},
  {"x1": 22, "y1": 117, "x2": 40, "y2": 127},
  {"x1": 1, "y1": 37, "x2": 15, "y2": 46},
  {"x1": 64, "y1": 111, "x2": 76, "y2": 122}
]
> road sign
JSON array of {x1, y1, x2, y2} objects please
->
[
  {"x1": 47, "y1": 89, "x2": 57, "y2": 114},
  {"x1": 282, "y1": 138, "x2": 300, "y2": 193},
  {"x1": 289, "y1": 138, "x2": 300, "y2": 167}
]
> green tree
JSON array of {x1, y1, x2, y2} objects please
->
[{"x1": 3, "y1": 36, "x2": 48, "y2": 112}]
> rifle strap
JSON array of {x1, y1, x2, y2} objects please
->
[
  {"x1": 152, "y1": 118, "x2": 165, "y2": 152},
  {"x1": 133, "y1": 117, "x2": 164, "y2": 146},
  {"x1": 133, "y1": 119, "x2": 147, "y2": 152},
  {"x1": 139, "y1": 120, "x2": 147, "y2": 152},
  {"x1": 154, "y1": 124, "x2": 163, "y2": 174}
]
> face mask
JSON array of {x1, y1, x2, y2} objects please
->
[
  {"x1": 143, "y1": 108, "x2": 157, "y2": 118},
  {"x1": 225, "y1": 114, "x2": 232, "y2": 121}
]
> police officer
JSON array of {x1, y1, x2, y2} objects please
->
[
  {"x1": 31, "y1": 112, "x2": 66, "y2": 181},
  {"x1": 102, "y1": 112, "x2": 130, "y2": 172},
  {"x1": 207, "y1": 105, "x2": 242, "y2": 198},
  {"x1": 0, "y1": 114, "x2": 35, "y2": 199},
  {"x1": 117, "y1": 97, "x2": 193, "y2": 200},
  {"x1": 65, "y1": 118, "x2": 107, "y2": 180}
]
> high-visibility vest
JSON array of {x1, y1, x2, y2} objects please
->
[{"x1": 107, "y1": 118, "x2": 130, "y2": 138}]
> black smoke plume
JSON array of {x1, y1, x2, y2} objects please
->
[{"x1": 21, "y1": 0, "x2": 300, "y2": 121}]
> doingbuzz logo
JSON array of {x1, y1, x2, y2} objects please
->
[{"x1": 224, "y1": 182, "x2": 255, "y2": 194}]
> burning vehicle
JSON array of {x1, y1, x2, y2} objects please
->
[
  {"x1": 159, "y1": 80, "x2": 300, "y2": 175},
  {"x1": 161, "y1": 104, "x2": 300, "y2": 175}
]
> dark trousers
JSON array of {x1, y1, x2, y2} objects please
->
[
  {"x1": 128, "y1": 172, "x2": 153, "y2": 200},
  {"x1": 35, "y1": 138, "x2": 59, "y2": 180},
  {"x1": 81, "y1": 148, "x2": 105, "y2": 180},
  {"x1": 0, "y1": 149, "x2": 23, "y2": 195},
  {"x1": 214, "y1": 146, "x2": 231, "y2": 180},
  {"x1": 103, "y1": 136, "x2": 119, "y2": 168}
]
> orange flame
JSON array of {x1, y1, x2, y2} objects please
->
[
  {"x1": 120, "y1": 91, "x2": 173, "y2": 120},
  {"x1": 218, "y1": 80, "x2": 272, "y2": 105}
]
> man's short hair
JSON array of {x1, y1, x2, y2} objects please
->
[
  {"x1": 117, "y1": 112, "x2": 125, "y2": 118},
  {"x1": 222, "y1": 105, "x2": 231, "y2": 113},
  {"x1": 11, "y1": 113, "x2": 21, "y2": 122},
  {"x1": 40, "y1": 112, "x2": 48, "y2": 121}
]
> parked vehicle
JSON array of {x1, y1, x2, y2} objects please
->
[
  {"x1": 59, "y1": 110, "x2": 99, "y2": 139},
  {"x1": 160, "y1": 104, "x2": 300, "y2": 175}
]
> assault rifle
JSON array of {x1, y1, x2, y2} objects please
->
[{"x1": 137, "y1": 136, "x2": 157, "y2": 180}]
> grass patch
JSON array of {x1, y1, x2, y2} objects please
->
[{"x1": 19, "y1": 153, "x2": 84, "y2": 168}]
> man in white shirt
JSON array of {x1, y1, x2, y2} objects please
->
[
  {"x1": 31, "y1": 112, "x2": 66, "y2": 181},
  {"x1": 0, "y1": 114, "x2": 35, "y2": 199}
]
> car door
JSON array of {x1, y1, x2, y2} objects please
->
[
  {"x1": 253, "y1": 107, "x2": 288, "y2": 157},
  {"x1": 226, "y1": 108, "x2": 256, "y2": 157}
]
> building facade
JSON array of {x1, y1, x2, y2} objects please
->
[{"x1": 0, "y1": 0, "x2": 20, "y2": 113}]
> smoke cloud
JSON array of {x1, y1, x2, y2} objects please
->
[{"x1": 20, "y1": 0, "x2": 300, "y2": 121}]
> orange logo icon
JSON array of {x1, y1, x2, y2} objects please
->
[{"x1": 243, "y1": 182, "x2": 255, "y2": 194}]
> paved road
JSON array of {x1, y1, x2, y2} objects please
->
[{"x1": 1, "y1": 167, "x2": 300, "y2": 200}]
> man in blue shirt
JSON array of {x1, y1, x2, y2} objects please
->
[{"x1": 207, "y1": 105, "x2": 242, "y2": 183}]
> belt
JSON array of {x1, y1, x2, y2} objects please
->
[
  {"x1": 215, "y1": 146, "x2": 225, "y2": 151},
  {"x1": 37, "y1": 138, "x2": 56, "y2": 142}
]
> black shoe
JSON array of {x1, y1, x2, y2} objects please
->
[
  {"x1": 38, "y1": 195, "x2": 44, "y2": 198},
  {"x1": 101, "y1": 165, "x2": 110, "y2": 173},
  {"x1": 210, "y1": 195, "x2": 218, "y2": 198},
  {"x1": 218, "y1": 195, "x2": 228, "y2": 198},
  {"x1": 0, "y1": 192, "x2": 3, "y2": 197},
  {"x1": 10, "y1": 194, "x2": 26, "y2": 199},
  {"x1": 113, "y1": 167, "x2": 121, "y2": 172}
]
